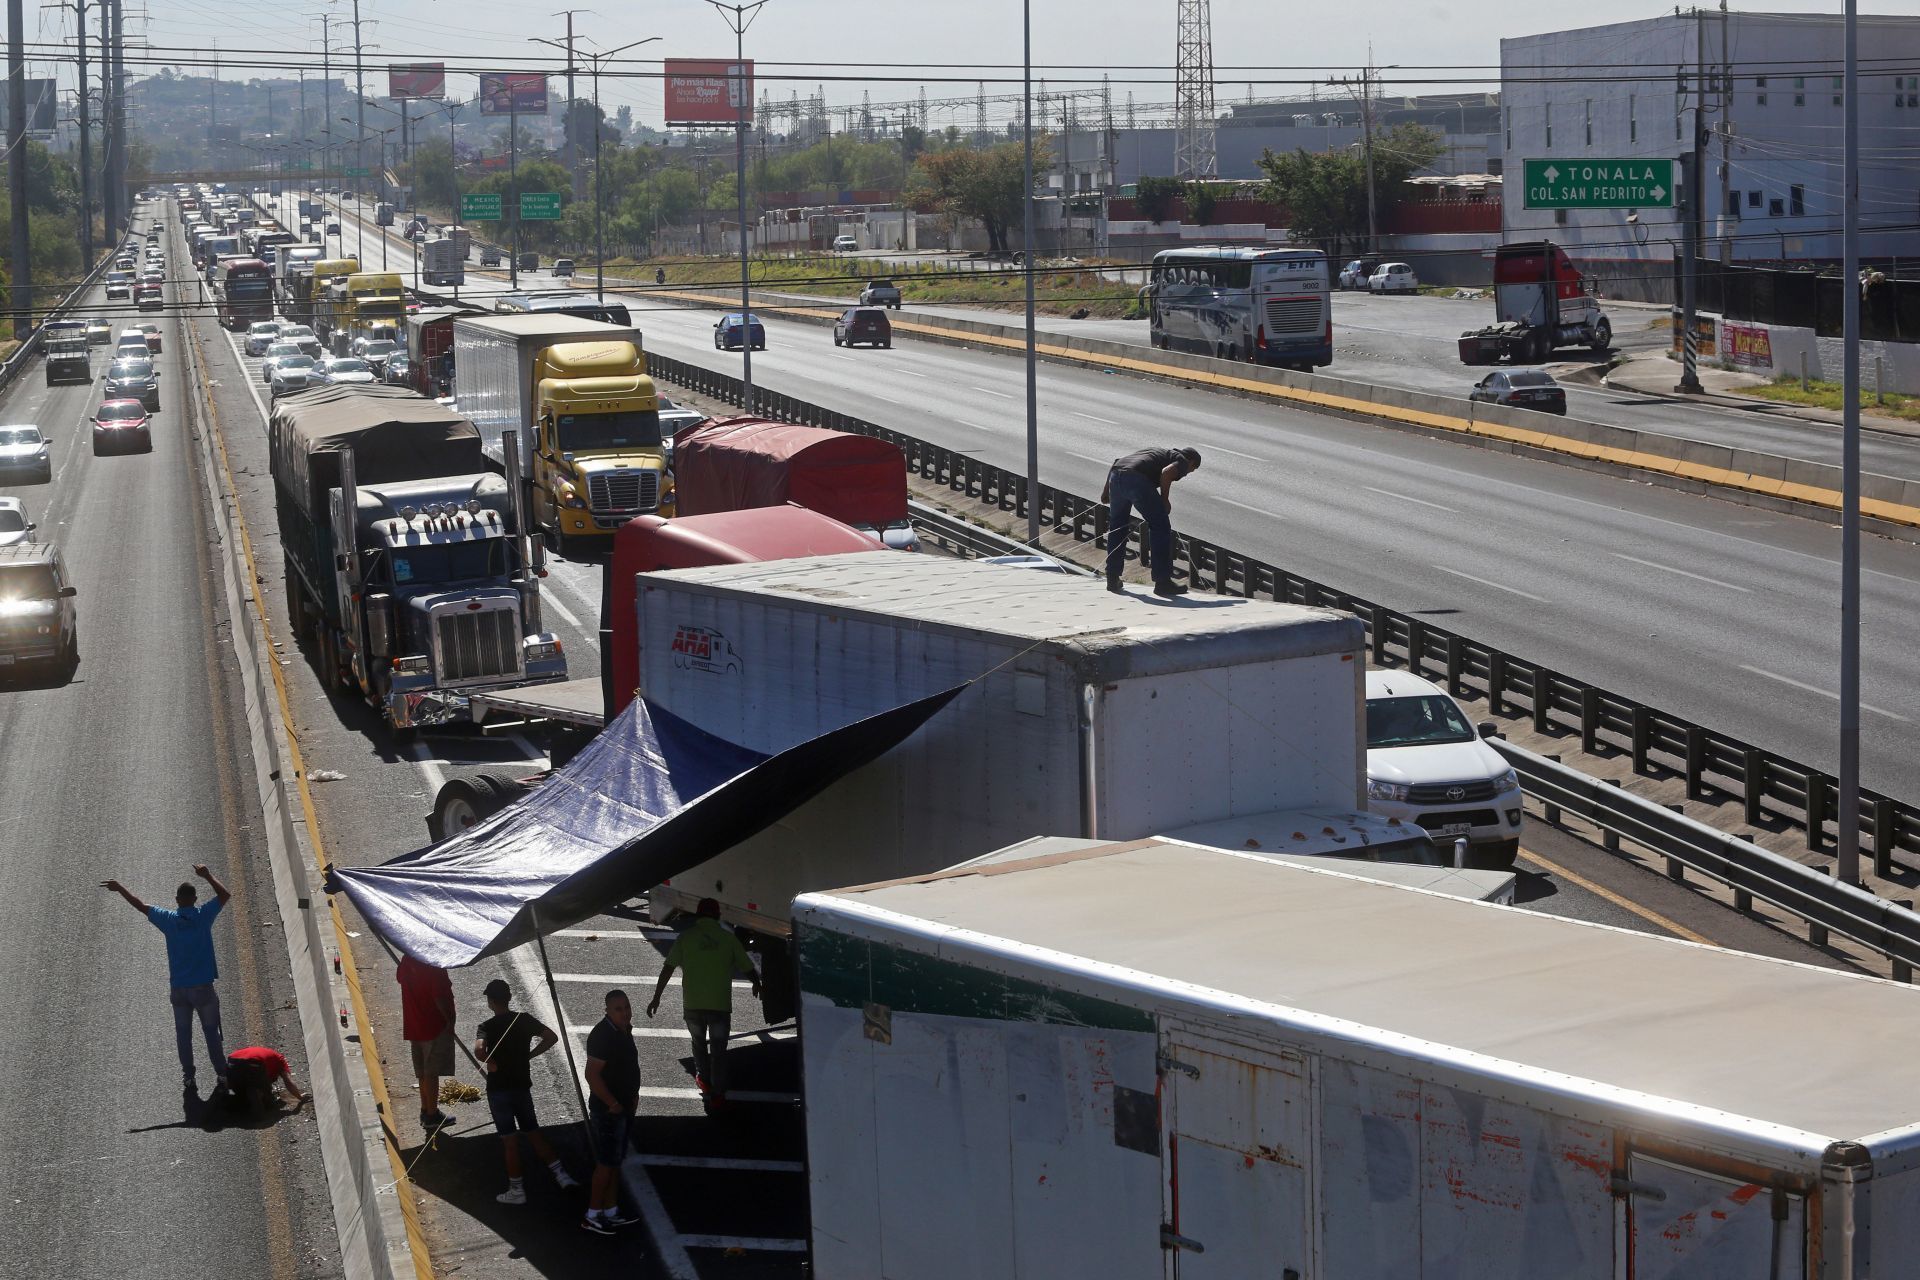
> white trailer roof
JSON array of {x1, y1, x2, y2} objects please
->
[
  {"x1": 808, "y1": 839, "x2": 1920, "y2": 1149},
  {"x1": 642, "y1": 552, "x2": 1362, "y2": 674},
  {"x1": 452, "y1": 313, "x2": 635, "y2": 341}
]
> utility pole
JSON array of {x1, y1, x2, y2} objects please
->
[
  {"x1": 350, "y1": 0, "x2": 367, "y2": 263},
  {"x1": 97, "y1": 0, "x2": 112, "y2": 237},
  {"x1": 508, "y1": 91, "x2": 519, "y2": 288},
  {"x1": 72, "y1": 0, "x2": 93, "y2": 268},
  {"x1": 310, "y1": 12, "x2": 332, "y2": 183},
  {"x1": 1023, "y1": 0, "x2": 1038, "y2": 544},
  {"x1": 1837, "y1": 0, "x2": 1862, "y2": 885},
  {"x1": 705, "y1": 0, "x2": 765, "y2": 416},
  {"x1": 555, "y1": 9, "x2": 583, "y2": 202},
  {"x1": 1676, "y1": 7, "x2": 1707, "y2": 394},
  {"x1": 7, "y1": 0, "x2": 31, "y2": 334}
]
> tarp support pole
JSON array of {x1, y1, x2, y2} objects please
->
[{"x1": 531, "y1": 904, "x2": 592, "y2": 1122}]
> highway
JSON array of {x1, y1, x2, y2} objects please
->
[
  {"x1": 299, "y1": 188, "x2": 1920, "y2": 802},
  {"x1": 0, "y1": 211, "x2": 335, "y2": 1276},
  {"x1": 210, "y1": 187, "x2": 1864, "y2": 1278}
]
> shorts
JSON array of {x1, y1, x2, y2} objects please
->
[
  {"x1": 588, "y1": 1102, "x2": 631, "y2": 1167},
  {"x1": 408, "y1": 1026, "x2": 455, "y2": 1078},
  {"x1": 486, "y1": 1086, "x2": 540, "y2": 1135}
]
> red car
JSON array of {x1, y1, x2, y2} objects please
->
[
  {"x1": 91, "y1": 398, "x2": 153, "y2": 454},
  {"x1": 134, "y1": 283, "x2": 164, "y2": 312}
]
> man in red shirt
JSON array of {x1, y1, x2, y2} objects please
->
[
  {"x1": 224, "y1": 1045, "x2": 306, "y2": 1118},
  {"x1": 397, "y1": 955, "x2": 457, "y2": 1132}
]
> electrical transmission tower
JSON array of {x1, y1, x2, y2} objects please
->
[{"x1": 1173, "y1": 0, "x2": 1217, "y2": 177}]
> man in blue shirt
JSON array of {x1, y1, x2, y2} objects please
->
[{"x1": 102, "y1": 864, "x2": 233, "y2": 1091}]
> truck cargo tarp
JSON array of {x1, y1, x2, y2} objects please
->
[
  {"x1": 324, "y1": 685, "x2": 963, "y2": 967},
  {"x1": 674, "y1": 417, "x2": 908, "y2": 527},
  {"x1": 268, "y1": 385, "x2": 484, "y2": 518}
]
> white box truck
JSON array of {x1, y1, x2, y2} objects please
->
[
  {"x1": 637, "y1": 553, "x2": 1455, "y2": 945},
  {"x1": 795, "y1": 835, "x2": 1920, "y2": 1279},
  {"x1": 422, "y1": 235, "x2": 466, "y2": 287}
]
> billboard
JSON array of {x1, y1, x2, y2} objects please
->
[
  {"x1": 4, "y1": 78, "x2": 58, "y2": 134},
  {"x1": 664, "y1": 58, "x2": 753, "y2": 126},
  {"x1": 388, "y1": 63, "x2": 446, "y2": 100},
  {"x1": 478, "y1": 73, "x2": 549, "y2": 116}
]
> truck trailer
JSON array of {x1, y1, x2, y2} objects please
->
[
  {"x1": 797, "y1": 836, "x2": 1920, "y2": 1279},
  {"x1": 451, "y1": 313, "x2": 671, "y2": 549},
  {"x1": 1458, "y1": 241, "x2": 1613, "y2": 365},
  {"x1": 673, "y1": 417, "x2": 918, "y2": 550},
  {"x1": 269, "y1": 385, "x2": 566, "y2": 735},
  {"x1": 422, "y1": 236, "x2": 466, "y2": 287}
]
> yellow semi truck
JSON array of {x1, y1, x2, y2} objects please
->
[{"x1": 451, "y1": 314, "x2": 672, "y2": 551}]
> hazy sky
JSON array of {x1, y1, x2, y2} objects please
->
[{"x1": 39, "y1": 0, "x2": 1920, "y2": 130}]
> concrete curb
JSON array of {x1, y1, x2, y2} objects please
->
[
  {"x1": 630, "y1": 282, "x2": 1920, "y2": 540},
  {"x1": 182, "y1": 297, "x2": 423, "y2": 1279}
]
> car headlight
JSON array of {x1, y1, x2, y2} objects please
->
[
  {"x1": 1494, "y1": 768, "x2": 1521, "y2": 795},
  {"x1": 1366, "y1": 778, "x2": 1409, "y2": 803},
  {"x1": 523, "y1": 637, "x2": 563, "y2": 662}
]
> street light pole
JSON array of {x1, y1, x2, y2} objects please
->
[
  {"x1": 1838, "y1": 0, "x2": 1863, "y2": 884},
  {"x1": 706, "y1": 0, "x2": 765, "y2": 416},
  {"x1": 1023, "y1": 0, "x2": 1039, "y2": 544}
]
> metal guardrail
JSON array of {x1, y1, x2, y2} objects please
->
[
  {"x1": 1495, "y1": 740, "x2": 1920, "y2": 977},
  {"x1": 647, "y1": 348, "x2": 1920, "y2": 883},
  {"x1": 908, "y1": 498, "x2": 1089, "y2": 572},
  {"x1": 0, "y1": 250, "x2": 120, "y2": 396}
]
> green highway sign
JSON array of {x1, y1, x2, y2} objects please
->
[
  {"x1": 1522, "y1": 158, "x2": 1675, "y2": 210},
  {"x1": 461, "y1": 192, "x2": 503, "y2": 221},
  {"x1": 519, "y1": 191, "x2": 562, "y2": 221},
  {"x1": 345, "y1": 166, "x2": 370, "y2": 176}
]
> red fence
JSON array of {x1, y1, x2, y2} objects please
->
[{"x1": 1383, "y1": 198, "x2": 1501, "y2": 235}]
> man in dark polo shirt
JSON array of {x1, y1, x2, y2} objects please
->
[
  {"x1": 1102, "y1": 446, "x2": 1201, "y2": 596},
  {"x1": 581, "y1": 989, "x2": 641, "y2": 1235}
]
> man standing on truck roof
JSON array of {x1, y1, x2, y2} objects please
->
[
  {"x1": 101, "y1": 865, "x2": 233, "y2": 1093},
  {"x1": 1102, "y1": 446, "x2": 1201, "y2": 597},
  {"x1": 646, "y1": 898, "x2": 760, "y2": 1111}
]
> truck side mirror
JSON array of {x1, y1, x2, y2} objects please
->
[{"x1": 59, "y1": 585, "x2": 77, "y2": 598}]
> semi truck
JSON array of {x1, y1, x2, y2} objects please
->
[
  {"x1": 269, "y1": 385, "x2": 567, "y2": 736},
  {"x1": 422, "y1": 235, "x2": 466, "y2": 287},
  {"x1": 319, "y1": 271, "x2": 405, "y2": 354},
  {"x1": 797, "y1": 834, "x2": 1920, "y2": 1279},
  {"x1": 451, "y1": 314, "x2": 672, "y2": 550},
  {"x1": 1458, "y1": 241, "x2": 1613, "y2": 365},
  {"x1": 291, "y1": 256, "x2": 359, "y2": 330},
  {"x1": 273, "y1": 244, "x2": 323, "y2": 306},
  {"x1": 405, "y1": 306, "x2": 478, "y2": 397},
  {"x1": 673, "y1": 417, "x2": 918, "y2": 550}
]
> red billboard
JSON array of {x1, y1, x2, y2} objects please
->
[
  {"x1": 478, "y1": 73, "x2": 550, "y2": 116},
  {"x1": 664, "y1": 58, "x2": 753, "y2": 125},
  {"x1": 388, "y1": 63, "x2": 446, "y2": 99}
]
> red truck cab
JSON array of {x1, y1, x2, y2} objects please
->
[{"x1": 672, "y1": 417, "x2": 917, "y2": 549}]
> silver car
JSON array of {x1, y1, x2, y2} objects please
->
[
  {"x1": 0, "y1": 498, "x2": 34, "y2": 549},
  {"x1": 244, "y1": 321, "x2": 284, "y2": 356},
  {"x1": 268, "y1": 357, "x2": 318, "y2": 398},
  {"x1": 261, "y1": 343, "x2": 311, "y2": 385},
  {"x1": 314, "y1": 356, "x2": 375, "y2": 387},
  {"x1": 0, "y1": 425, "x2": 52, "y2": 484}
]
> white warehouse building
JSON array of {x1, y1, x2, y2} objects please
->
[{"x1": 1502, "y1": 11, "x2": 1920, "y2": 301}]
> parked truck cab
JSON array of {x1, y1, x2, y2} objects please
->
[{"x1": 532, "y1": 340, "x2": 672, "y2": 548}]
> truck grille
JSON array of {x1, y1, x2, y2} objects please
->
[
  {"x1": 434, "y1": 606, "x2": 522, "y2": 684},
  {"x1": 1407, "y1": 779, "x2": 1499, "y2": 805},
  {"x1": 587, "y1": 470, "x2": 659, "y2": 514},
  {"x1": 1264, "y1": 296, "x2": 1322, "y2": 334}
]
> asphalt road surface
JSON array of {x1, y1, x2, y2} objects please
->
[{"x1": 0, "y1": 213, "x2": 336, "y2": 1278}]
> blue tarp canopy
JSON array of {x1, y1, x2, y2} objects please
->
[{"x1": 326, "y1": 688, "x2": 962, "y2": 967}]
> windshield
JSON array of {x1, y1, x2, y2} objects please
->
[
  {"x1": 363, "y1": 342, "x2": 396, "y2": 357},
  {"x1": 388, "y1": 540, "x2": 506, "y2": 584},
  {"x1": 0, "y1": 510, "x2": 23, "y2": 532},
  {"x1": 0, "y1": 564, "x2": 56, "y2": 599},
  {"x1": 281, "y1": 327, "x2": 314, "y2": 339},
  {"x1": 275, "y1": 357, "x2": 316, "y2": 373},
  {"x1": 97, "y1": 402, "x2": 145, "y2": 421},
  {"x1": 267, "y1": 345, "x2": 303, "y2": 360},
  {"x1": 556, "y1": 409, "x2": 662, "y2": 452},
  {"x1": 1508, "y1": 371, "x2": 1555, "y2": 387},
  {"x1": 251, "y1": 325, "x2": 279, "y2": 337},
  {"x1": 106, "y1": 272, "x2": 131, "y2": 284},
  {"x1": 325, "y1": 359, "x2": 370, "y2": 374},
  {"x1": 110, "y1": 361, "x2": 154, "y2": 379},
  {"x1": 0, "y1": 428, "x2": 42, "y2": 446},
  {"x1": 1366, "y1": 695, "x2": 1477, "y2": 748}
]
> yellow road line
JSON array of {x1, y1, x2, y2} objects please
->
[
  {"x1": 1518, "y1": 846, "x2": 1714, "y2": 944},
  {"x1": 187, "y1": 313, "x2": 436, "y2": 1280},
  {"x1": 642, "y1": 283, "x2": 1920, "y2": 530}
]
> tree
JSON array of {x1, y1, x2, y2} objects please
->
[
  {"x1": 1185, "y1": 181, "x2": 1227, "y2": 226},
  {"x1": 1256, "y1": 122, "x2": 1444, "y2": 254},
  {"x1": 1134, "y1": 175, "x2": 1183, "y2": 224},
  {"x1": 909, "y1": 138, "x2": 1046, "y2": 254}
]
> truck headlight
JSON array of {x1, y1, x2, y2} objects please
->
[
  {"x1": 391, "y1": 654, "x2": 430, "y2": 674},
  {"x1": 559, "y1": 487, "x2": 588, "y2": 510},
  {"x1": 524, "y1": 637, "x2": 563, "y2": 663},
  {"x1": 1494, "y1": 768, "x2": 1521, "y2": 795},
  {"x1": 1366, "y1": 778, "x2": 1409, "y2": 803}
]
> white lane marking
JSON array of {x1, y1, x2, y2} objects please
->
[
  {"x1": 1610, "y1": 552, "x2": 1752, "y2": 593},
  {"x1": 1072, "y1": 411, "x2": 1118, "y2": 425},
  {"x1": 1364, "y1": 485, "x2": 1458, "y2": 514},
  {"x1": 898, "y1": 369, "x2": 929, "y2": 379},
  {"x1": 1204, "y1": 444, "x2": 1270, "y2": 463},
  {"x1": 870, "y1": 393, "x2": 904, "y2": 406},
  {"x1": 551, "y1": 926, "x2": 676, "y2": 939},
  {"x1": 620, "y1": 1162, "x2": 701, "y2": 1280},
  {"x1": 1430, "y1": 565, "x2": 1551, "y2": 603},
  {"x1": 540, "y1": 589, "x2": 583, "y2": 628},
  {"x1": 637, "y1": 1154, "x2": 805, "y2": 1175},
  {"x1": 1738, "y1": 664, "x2": 1911, "y2": 721},
  {"x1": 565, "y1": 1022, "x2": 795, "y2": 1043},
  {"x1": 554, "y1": 972, "x2": 755, "y2": 988},
  {"x1": 954, "y1": 419, "x2": 994, "y2": 432},
  {"x1": 408, "y1": 745, "x2": 448, "y2": 797},
  {"x1": 1217, "y1": 496, "x2": 1288, "y2": 520},
  {"x1": 971, "y1": 385, "x2": 1015, "y2": 399},
  {"x1": 633, "y1": 1086, "x2": 800, "y2": 1104},
  {"x1": 827, "y1": 352, "x2": 856, "y2": 362},
  {"x1": 677, "y1": 1235, "x2": 809, "y2": 1253},
  {"x1": 1068, "y1": 451, "x2": 1110, "y2": 466}
]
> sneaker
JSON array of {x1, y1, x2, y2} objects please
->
[
  {"x1": 580, "y1": 1216, "x2": 615, "y2": 1236},
  {"x1": 1105, "y1": 578, "x2": 1123, "y2": 594},
  {"x1": 693, "y1": 1073, "x2": 708, "y2": 1095},
  {"x1": 420, "y1": 1110, "x2": 450, "y2": 1130},
  {"x1": 496, "y1": 1186, "x2": 527, "y2": 1206},
  {"x1": 601, "y1": 1211, "x2": 639, "y2": 1229},
  {"x1": 553, "y1": 1169, "x2": 580, "y2": 1191}
]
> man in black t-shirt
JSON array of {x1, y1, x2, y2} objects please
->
[
  {"x1": 1102, "y1": 446, "x2": 1201, "y2": 596},
  {"x1": 582, "y1": 989, "x2": 642, "y2": 1235},
  {"x1": 473, "y1": 979, "x2": 577, "y2": 1206}
]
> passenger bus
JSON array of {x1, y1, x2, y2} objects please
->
[
  {"x1": 214, "y1": 257, "x2": 275, "y2": 329},
  {"x1": 1148, "y1": 246, "x2": 1333, "y2": 370},
  {"x1": 491, "y1": 292, "x2": 632, "y2": 328}
]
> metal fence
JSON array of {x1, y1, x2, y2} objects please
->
[{"x1": 650, "y1": 348, "x2": 1919, "y2": 879}]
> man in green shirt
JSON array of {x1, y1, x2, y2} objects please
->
[{"x1": 646, "y1": 898, "x2": 759, "y2": 1109}]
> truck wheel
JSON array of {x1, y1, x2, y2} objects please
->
[
  {"x1": 428, "y1": 773, "x2": 520, "y2": 841},
  {"x1": 1527, "y1": 330, "x2": 1551, "y2": 365},
  {"x1": 1590, "y1": 318, "x2": 1612, "y2": 353}
]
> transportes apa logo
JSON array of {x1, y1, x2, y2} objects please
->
[{"x1": 670, "y1": 625, "x2": 743, "y2": 676}]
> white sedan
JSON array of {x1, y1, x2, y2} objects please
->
[
  {"x1": 0, "y1": 497, "x2": 35, "y2": 548},
  {"x1": 315, "y1": 356, "x2": 376, "y2": 387},
  {"x1": 1367, "y1": 262, "x2": 1420, "y2": 295},
  {"x1": 244, "y1": 321, "x2": 283, "y2": 356},
  {"x1": 1362, "y1": 670, "x2": 1523, "y2": 867}
]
